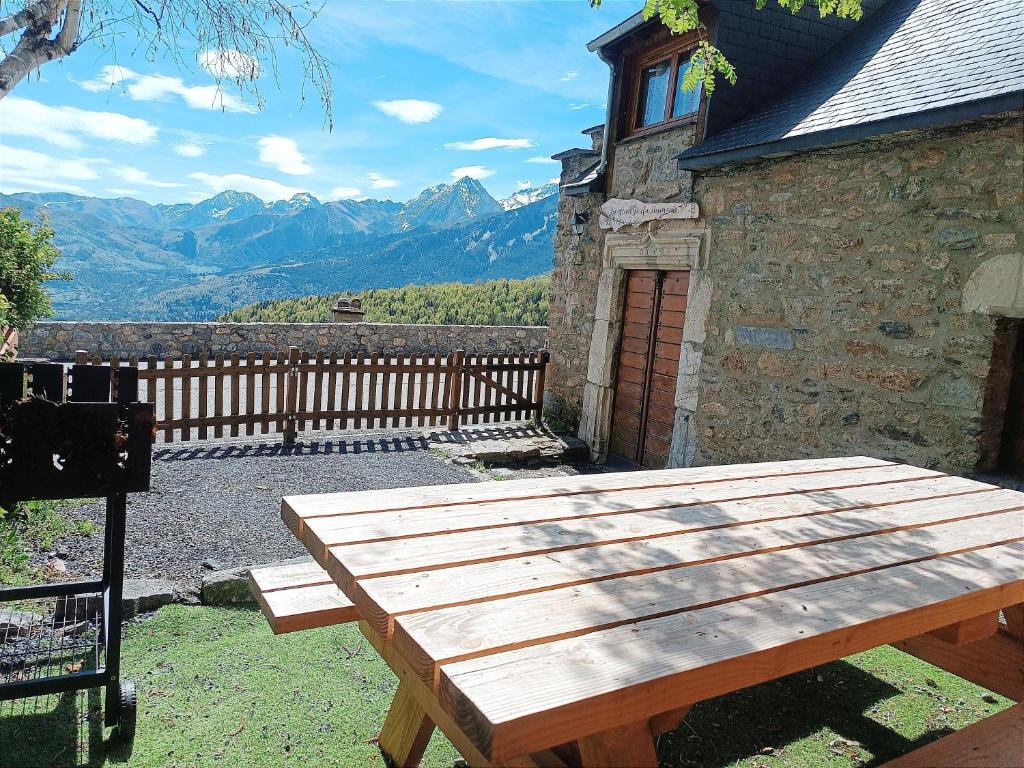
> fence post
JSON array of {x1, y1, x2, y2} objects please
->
[
  {"x1": 283, "y1": 345, "x2": 300, "y2": 444},
  {"x1": 75, "y1": 350, "x2": 88, "y2": 365},
  {"x1": 533, "y1": 350, "x2": 549, "y2": 426},
  {"x1": 446, "y1": 349, "x2": 465, "y2": 432}
]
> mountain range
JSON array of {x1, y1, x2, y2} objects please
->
[{"x1": 1, "y1": 176, "x2": 559, "y2": 320}]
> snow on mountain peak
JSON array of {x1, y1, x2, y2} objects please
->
[{"x1": 499, "y1": 182, "x2": 559, "y2": 211}]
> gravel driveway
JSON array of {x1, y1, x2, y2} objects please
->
[{"x1": 59, "y1": 431, "x2": 478, "y2": 586}]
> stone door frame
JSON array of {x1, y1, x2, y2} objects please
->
[{"x1": 579, "y1": 225, "x2": 712, "y2": 465}]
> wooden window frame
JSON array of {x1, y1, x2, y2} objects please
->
[{"x1": 625, "y1": 32, "x2": 703, "y2": 139}]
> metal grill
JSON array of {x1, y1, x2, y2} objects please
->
[{"x1": 0, "y1": 596, "x2": 105, "y2": 688}]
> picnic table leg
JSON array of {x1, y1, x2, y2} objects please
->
[
  {"x1": 575, "y1": 719, "x2": 659, "y2": 768},
  {"x1": 1004, "y1": 603, "x2": 1024, "y2": 638},
  {"x1": 377, "y1": 680, "x2": 435, "y2": 768}
]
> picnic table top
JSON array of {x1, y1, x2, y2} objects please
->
[{"x1": 282, "y1": 456, "x2": 1024, "y2": 762}]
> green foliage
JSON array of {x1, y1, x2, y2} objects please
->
[
  {"x1": 0, "y1": 499, "x2": 92, "y2": 586},
  {"x1": 0, "y1": 207, "x2": 68, "y2": 333},
  {"x1": 592, "y1": 0, "x2": 863, "y2": 94},
  {"x1": 219, "y1": 276, "x2": 551, "y2": 327}
]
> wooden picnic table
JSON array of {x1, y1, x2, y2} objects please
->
[{"x1": 281, "y1": 456, "x2": 1024, "y2": 767}]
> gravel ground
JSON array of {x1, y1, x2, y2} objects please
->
[{"x1": 57, "y1": 430, "x2": 478, "y2": 586}]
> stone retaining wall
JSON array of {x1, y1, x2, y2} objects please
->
[{"x1": 20, "y1": 322, "x2": 548, "y2": 361}]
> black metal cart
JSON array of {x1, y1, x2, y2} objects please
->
[{"x1": 0, "y1": 359, "x2": 154, "y2": 741}]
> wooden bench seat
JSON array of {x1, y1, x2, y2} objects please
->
[
  {"x1": 881, "y1": 704, "x2": 1023, "y2": 767},
  {"x1": 248, "y1": 559, "x2": 358, "y2": 634}
]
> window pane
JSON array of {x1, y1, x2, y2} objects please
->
[
  {"x1": 636, "y1": 60, "x2": 671, "y2": 127},
  {"x1": 672, "y1": 59, "x2": 702, "y2": 118}
]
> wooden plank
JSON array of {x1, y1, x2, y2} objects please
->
[
  {"x1": 228, "y1": 352, "x2": 240, "y2": 437},
  {"x1": 354, "y1": 352, "x2": 366, "y2": 429},
  {"x1": 439, "y1": 544, "x2": 1024, "y2": 761},
  {"x1": 1005, "y1": 603, "x2": 1024, "y2": 638},
  {"x1": 311, "y1": 351, "x2": 324, "y2": 431},
  {"x1": 281, "y1": 456, "x2": 897, "y2": 533},
  {"x1": 214, "y1": 353, "x2": 225, "y2": 438},
  {"x1": 249, "y1": 559, "x2": 332, "y2": 592},
  {"x1": 260, "y1": 352, "x2": 271, "y2": 434},
  {"x1": 649, "y1": 705, "x2": 692, "y2": 737},
  {"x1": 179, "y1": 354, "x2": 192, "y2": 441},
  {"x1": 340, "y1": 352, "x2": 352, "y2": 430},
  {"x1": 359, "y1": 623, "x2": 538, "y2": 768},
  {"x1": 401, "y1": 354, "x2": 413, "y2": 430},
  {"x1": 307, "y1": 463, "x2": 946, "y2": 561},
  {"x1": 929, "y1": 611, "x2": 1000, "y2": 645},
  {"x1": 145, "y1": 355, "x2": 156, "y2": 410},
  {"x1": 298, "y1": 350, "x2": 310, "y2": 431},
  {"x1": 430, "y1": 354, "x2": 443, "y2": 427},
  {"x1": 198, "y1": 355, "x2": 209, "y2": 440},
  {"x1": 324, "y1": 352, "x2": 337, "y2": 430},
  {"x1": 163, "y1": 354, "x2": 174, "y2": 442},
  {"x1": 576, "y1": 719, "x2": 657, "y2": 768},
  {"x1": 392, "y1": 511, "x2": 1024, "y2": 685},
  {"x1": 418, "y1": 354, "x2": 430, "y2": 428},
  {"x1": 880, "y1": 703, "x2": 1023, "y2": 768},
  {"x1": 368, "y1": 352, "x2": 379, "y2": 430},
  {"x1": 275, "y1": 350, "x2": 286, "y2": 432},
  {"x1": 391, "y1": 354, "x2": 404, "y2": 429},
  {"x1": 254, "y1": 582, "x2": 358, "y2": 634},
  {"x1": 377, "y1": 681, "x2": 436, "y2": 768},
  {"x1": 893, "y1": 629, "x2": 1024, "y2": 702},
  {"x1": 244, "y1": 352, "x2": 256, "y2": 436}
]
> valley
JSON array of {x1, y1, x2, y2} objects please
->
[{"x1": 1, "y1": 178, "x2": 558, "y2": 321}]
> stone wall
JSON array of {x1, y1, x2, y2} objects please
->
[
  {"x1": 19, "y1": 322, "x2": 548, "y2": 361},
  {"x1": 691, "y1": 115, "x2": 1023, "y2": 471}
]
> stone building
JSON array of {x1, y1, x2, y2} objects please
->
[{"x1": 547, "y1": 0, "x2": 1024, "y2": 474}]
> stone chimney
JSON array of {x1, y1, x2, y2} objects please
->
[{"x1": 330, "y1": 296, "x2": 366, "y2": 323}]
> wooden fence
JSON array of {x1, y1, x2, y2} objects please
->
[{"x1": 74, "y1": 347, "x2": 547, "y2": 443}]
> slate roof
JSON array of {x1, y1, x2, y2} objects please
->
[{"x1": 677, "y1": 0, "x2": 1024, "y2": 170}]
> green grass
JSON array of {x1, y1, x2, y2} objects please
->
[
  {"x1": 0, "y1": 500, "x2": 95, "y2": 586},
  {"x1": 0, "y1": 605, "x2": 1012, "y2": 768}
]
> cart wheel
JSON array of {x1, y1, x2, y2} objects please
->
[{"x1": 114, "y1": 680, "x2": 137, "y2": 743}]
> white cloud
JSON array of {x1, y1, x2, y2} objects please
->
[
  {"x1": 526, "y1": 156, "x2": 558, "y2": 164},
  {"x1": 174, "y1": 141, "x2": 206, "y2": 158},
  {"x1": 258, "y1": 136, "x2": 312, "y2": 175},
  {"x1": 568, "y1": 102, "x2": 589, "y2": 110},
  {"x1": 112, "y1": 166, "x2": 183, "y2": 188},
  {"x1": 444, "y1": 137, "x2": 533, "y2": 151},
  {"x1": 0, "y1": 96, "x2": 158, "y2": 149},
  {"x1": 188, "y1": 172, "x2": 306, "y2": 202},
  {"x1": 516, "y1": 180, "x2": 532, "y2": 190},
  {"x1": 451, "y1": 165, "x2": 495, "y2": 181},
  {"x1": 107, "y1": 188, "x2": 140, "y2": 197},
  {"x1": 367, "y1": 172, "x2": 400, "y2": 190},
  {"x1": 372, "y1": 99, "x2": 443, "y2": 124},
  {"x1": 79, "y1": 65, "x2": 257, "y2": 113},
  {"x1": 199, "y1": 49, "x2": 261, "y2": 80},
  {"x1": 561, "y1": 70, "x2": 579, "y2": 81},
  {"x1": 327, "y1": 186, "x2": 363, "y2": 200},
  {"x1": 0, "y1": 146, "x2": 100, "y2": 194}
]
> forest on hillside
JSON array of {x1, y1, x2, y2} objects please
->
[{"x1": 219, "y1": 276, "x2": 551, "y2": 326}]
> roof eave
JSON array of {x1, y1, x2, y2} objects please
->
[
  {"x1": 677, "y1": 92, "x2": 1024, "y2": 171},
  {"x1": 586, "y1": 11, "x2": 646, "y2": 52}
]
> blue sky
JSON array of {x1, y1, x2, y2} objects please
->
[{"x1": 0, "y1": 1, "x2": 638, "y2": 205}]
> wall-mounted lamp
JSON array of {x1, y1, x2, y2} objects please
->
[{"x1": 570, "y1": 211, "x2": 589, "y2": 238}]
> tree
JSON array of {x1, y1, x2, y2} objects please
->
[
  {"x1": 593, "y1": 0, "x2": 864, "y2": 94},
  {"x1": 0, "y1": 0, "x2": 332, "y2": 123},
  {"x1": 0, "y1": 207, "x2": 68, "y2": 333}
]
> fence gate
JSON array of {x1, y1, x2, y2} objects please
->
[{"x1": 74, "y1": 348, "x2": 548, "y2": 444}]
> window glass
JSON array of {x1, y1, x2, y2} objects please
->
[
  {"x1": 671, "y1": 59, "x2": 702, "y2": 118},
  {"x1": 636, "y1": 60, "x2": 671, "y2": 127}
]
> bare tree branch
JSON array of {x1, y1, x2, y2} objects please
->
[{"x1": 0, "y1": 0, "x2": 333, "y2": 125}]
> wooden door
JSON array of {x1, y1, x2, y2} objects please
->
[
  {"x1": 1000, "y1": 322, "x2": 1024, "y2": 474},
  {"x1": 608, "y1": 269, "x2": 688, "y2": 469}
]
